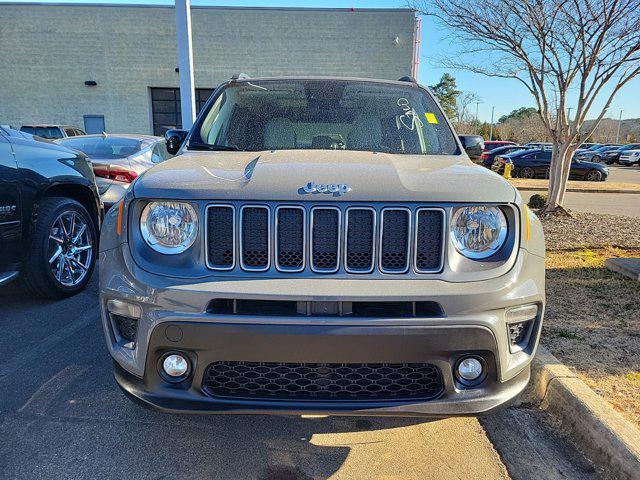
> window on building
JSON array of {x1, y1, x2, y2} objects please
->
[
  {"x1": 150, "y1": 88, "x2": 213, "y2": 136},
  {"x1": 83, "y1": 115, "x2": 106, "y2": 134}
]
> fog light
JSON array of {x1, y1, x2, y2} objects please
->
[
  {"x1": 457, "y1": 357, "x2": 483, "y2": 382},
  {"x1": 163, "y1": 354, "x2": 189, "y2": 377}
]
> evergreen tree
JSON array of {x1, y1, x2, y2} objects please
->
[{"x1": 429, "y1": 73, "x2": 460, "y2": 120}]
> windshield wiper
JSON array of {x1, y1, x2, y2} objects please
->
[{"x1": 190, "y1": 143, "x2": 242, "y2": 151}]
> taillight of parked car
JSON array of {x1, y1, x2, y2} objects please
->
[
  {"x1": 93, "y1": 167, "x2": 138, "y2": 183},
  {"x1": 480, "y1": 153, "x2": 489, "y2": 161}
]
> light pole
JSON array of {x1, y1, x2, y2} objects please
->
[
  {"x1": 475, "y1": 101, "x2": 480, "y2": 134},
  {"x1": 489, "y1": 106, "x2": 495, "y2": 140},
  {"x1": 615, "y1": 109, "x2": 623, "y2": 143},
  {"x1": 175, "y1": 0, "x2": 196, "y2": 130},
  {"x1": 566, "y1": 107, "x2": 572, "y2": 122}
]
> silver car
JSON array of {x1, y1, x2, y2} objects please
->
[
  {"x1": 57, "y1": 134, "x2": 173, "y2": 209},
  {"x1": 619, "y1": 150, "x2": 640, "y2": 166},
  {"x1": 99, "y1": 76, "x2": 546, "y2": 416}
]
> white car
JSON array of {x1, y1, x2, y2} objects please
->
[{"x1": 619, "y1": 150, "x2": 640, "y2": 166}]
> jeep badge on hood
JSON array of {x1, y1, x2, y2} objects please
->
[{"x1": 301, "y1": 181, "x2": 351, "y2": 196}]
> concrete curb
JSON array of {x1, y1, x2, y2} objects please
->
[
  {"x1": 605, "y1": 258, "x2": 640, "y2": 281},
  {"x1": 518, "y1": 346, "x2": 640, "y2": 480}
]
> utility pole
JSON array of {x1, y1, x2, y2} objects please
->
[
  {"x1": 489, "y1": 106, "x2": 495, "y2": 140},
  {"x1": 475, "y1": 102, "x2": 480, "y2": 134},
  {"x1": 175, "y1": 0, "x2": 196, "y2": 130},
  {"x1": 566, "y1": 107, "x2": 572, "y2": 122},
  {"x1": 615, "y1": 109, "x2": 623, "y2": 143}
]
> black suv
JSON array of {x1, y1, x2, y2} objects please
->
[{"x1": 0, "y1": 127, "x2": 101, "y2": 298}]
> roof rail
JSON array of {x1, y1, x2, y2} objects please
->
[
  {"x1": 231, "y1": 72, "x2": 251, "y2": 81},
  {"x1": 398, "y1": 75, "x2": 417, "y2": 83}
]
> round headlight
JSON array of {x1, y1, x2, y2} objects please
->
[
  {"x1": 140, "y1": 201, "x2": 198, "y2": 254},
  {"x1": 451, "y1": 206, "x2": 507, "y2": 259}
]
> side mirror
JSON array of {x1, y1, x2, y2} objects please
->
[
  {"x1": 165, "y1": 129, "x2": 188, "y2": 155},
  {"x1": 459, "y1": 135, "x2": 485, "y2": 161}
]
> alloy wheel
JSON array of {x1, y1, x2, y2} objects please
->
[
  {"x1": 48, "y1": 211, "x2": 93, "y2": 287},
  {"x1": 520, "y1": 167, "x2": 535, "y2": 179},
  {"x1": 586, "y1": 170, "x2": 602, "y2": 182}
]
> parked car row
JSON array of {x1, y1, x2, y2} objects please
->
[
  {"x1": 491, "y1": 148, "x2": 609, "y2": 181},
  {"x1": 575, "y1": 143, "x2": 640, "y2": 165}
]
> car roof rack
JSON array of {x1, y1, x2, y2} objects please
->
[
  {"x1": 231, "y1": 72, "x2": 251, "y2": 81},
  {"x1": 398, "y1": 75, "x2": 417, "y2": 83}
]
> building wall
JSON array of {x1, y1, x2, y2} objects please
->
[{"x1": 0, "y1": 4, "x2": 416, "y2": 134}]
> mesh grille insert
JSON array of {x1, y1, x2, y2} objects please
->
[
  {"x1": 276, "y1": 208, "x2": 304, "y2": 270},
  {"x1": 381, "y1": 210, "x2": 409, "y2": 272},
  {"x1": 207, "y1": 206, "x2": 234, "y2": 269},
  {"x1": 415, "y1": 209, "x2": 444, "y2": 271},
  {"x1": 112, "y1": 314, "x2": 137, "y2": 342},
  {"x1": 241, "y1": 207, "x2": 269, "y2": 269},
  {"x1": 202, "y1": 361, "x2": 444, "y2": 401},
  {"x1": 312, "y1": 209, "x2": 339, "y2": 272},
  {"x1": 346, "y1": 209, "x2": 375, "y2": 272}
]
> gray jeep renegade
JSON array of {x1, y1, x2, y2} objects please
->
[{"x1": 99, "y1": 76, "x2": 545, "y2": 416}]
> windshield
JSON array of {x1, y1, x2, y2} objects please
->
[
  {"x1": 59, "y1": 137, "x2": 144, "y2": 159},
  {"x1": 21, "y1": 126, "x2": 63, "y2": 139},
  {"x1": 192, "y1": 80, "x2": 459, "y2": 155}
]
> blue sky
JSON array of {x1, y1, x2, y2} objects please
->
[{"x1": 5, "y1": 0, "x2": 639, "y2": 121}]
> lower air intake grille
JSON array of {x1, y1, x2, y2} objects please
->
[
  {"x1": 111, "y1": 314, "x2": 137, "y2": 342},
  {"x1": 202, "y1": 361, "x2": 444, "y2": 401}
]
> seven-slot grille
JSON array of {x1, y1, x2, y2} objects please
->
[{"x1": 206, "y1": 204, "x2": 445, "y2": 274}]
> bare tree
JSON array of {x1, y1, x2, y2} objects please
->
[
  {"x1": 455, "y1": 91, "x2": 482, "y2": 123},
  {"x1": 412, "y1": 0, "x2": 640, "y2": 213},
  {"x1": 500, "y1": 114, "x2": 552, "y2": 144}
]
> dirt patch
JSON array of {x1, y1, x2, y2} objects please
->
[
  {"x1": 543, "y1": 247, "x2": 640, "y2": 428},
  {"x1": 511, "y1": 178, "x2": 640, "y2": 193},
  {"x1": 539, "y1": 212, "x2": 640, "y2": 250}
]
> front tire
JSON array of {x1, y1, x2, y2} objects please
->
[
  {"x1": 519, "y1": 167, "x2": 535, "y2": 179},
  {"x1": 21, "y1": 197, "x2": 97, "y2": 299},
  {"x1": 585, "y1": 169, "x2": 603, "y2": 182}
]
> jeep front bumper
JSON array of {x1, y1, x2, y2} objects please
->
[{"x1": 99, "y1": 244, "x2": 544, "y2": 416}]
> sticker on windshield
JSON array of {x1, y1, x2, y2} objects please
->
[{"x1": 425, "y1": 113, "x2": 439, "y2": 124}]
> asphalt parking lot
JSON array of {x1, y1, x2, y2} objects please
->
[
  {"x1": 0, "y1": 272, "x2": 602, "y2": 480},
  {"x1": 521, "y1": 165, "x2": 640, "y2": 218}
]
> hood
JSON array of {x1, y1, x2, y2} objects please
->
[{"x1": 133, "y1": 150, "x2": 517, "y2": 203}]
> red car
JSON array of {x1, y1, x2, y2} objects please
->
[{"x1": 483, "y1": 140, "x2": 517, "y2": 152}]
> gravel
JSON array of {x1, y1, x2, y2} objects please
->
[{"x1": 537, "y1": 211, "x2": 640, "y2": 250}]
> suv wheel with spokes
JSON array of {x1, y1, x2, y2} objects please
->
[
  {"x1": 21, "y1": 197, "x2": 97, "y2": 299},
  {"x1": 519, "y1": 167, "x2": 535, "y2": 179},
  {"x1": 585, "y1": 169, "x2": 603, "y2": 182}
]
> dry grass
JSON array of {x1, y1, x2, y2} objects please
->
[
  {"x1": 544, "y1": 247, "x2": 640, "y2": 427},
  {"x1": 511, "y1": 178, "x2": 640, "y2": 192}
]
